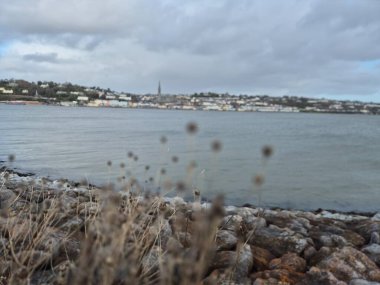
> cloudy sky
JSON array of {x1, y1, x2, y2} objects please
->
[{"x1": 1, "y1": 0, "x2": 380, "y2": 102}]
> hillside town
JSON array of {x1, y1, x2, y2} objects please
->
[{"x1": 1, "y1": 79, "x2": 380, "y2": 114}]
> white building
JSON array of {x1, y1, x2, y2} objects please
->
[
  {"x1": 77, "y1": 96, "x2": 89, "y2": 101},
  {"x1": 1, "y1": 89, "x2": 14, "y2": 94}
]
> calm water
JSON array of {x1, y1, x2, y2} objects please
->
[{"x1": 1, "y1": 104, "x2": 380, "y2": 212}]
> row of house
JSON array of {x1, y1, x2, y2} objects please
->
[{"x1": 0, "y1": 87, "x2": 14, "y2": 94}]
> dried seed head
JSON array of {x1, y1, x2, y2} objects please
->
[
  {"x1": 160, "y1": 168, "x2": 166, "y2": 175},
  {"x1": 105, "y1": 256, "x2": 114, "y2": 265},
  {"x1": 160, "y1": 136, "x2": 168, "y2": 144},
  {"x1": 8, "y1": 154, "x2": 15, "y2": 163},
  {"x1": 186, "y1": 122, "x2": 198, "y2": 135},
  {"x1": 187, "y1": 160, "x2": 197, "y2": 172},
  {"x1": 127, "y1": 151, "x2": 134, "y2": 158},
  {"x1": 211, "y1": 140, "x2": 222, "y2": 153},
  {"x1": 149, "y1": 177, "x2": 154, "y2": 182},
  {"x1": 120, "y1": 162, "x2": 125, "y2": 168},
  {"x1": 145, "y1": 165, "x2": 150, "y2": 171},
  {"x1": 210, "y1": 194, "x2": 225, "y2": 218},
  {"x1": 253, "y1": 174, "x2": 265, "y2": 186},
  {"x1": 194, "y1": 189, "x2": 200, "y2": 196},
  {"x1": 159, "y1": 202, "x2": 167, "y2": 212},
  {"x1": 176, "y1": 181, "x2": 186, "y2": 192},
  {"x1": 133, "y1": 155, "x2": 139, "y2": 162},
  {"x1": 171, "y1": 156, "x2": 179, "y2": 163},
  {"x1": 262, "y1": 145, "x2": 273, "y2": 158},
  {"x1": 107, "y1": 160, "x2": 112, "y2": 167}
]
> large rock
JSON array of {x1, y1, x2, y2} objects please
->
[
  {"x1": 251, "y1": 246, "x2": 275, "y2": 271},
  {"x1": 310, "y1": 224, "x2": 365, "y2": 248},
  {"x1": 0, "y1": 189, "x2": 16, "y2": 209},
  {"x1": 251, "y1": 269, "x2": 306, "y2": 285},
  {"x1": 355, "y1": 221, "x2": 380, "y2": 243},
  {"x1": 219, "y1": 215, "x2": 243, "y2": 232},
  {"x1": 263, "y1": 211, "x2": 311, "y2": 236},
  {"x1": 304, "y1": 266, "x2": 347, "y2": 285},
  {"x1": 362, "y1": 244, "x2": 380, "y2": 267},
  {"x1": 215, "y1": 230, "x2": 238, "y2": 251},
  {"x1": 316, "y1": 246, "x2": 380, "y2": 282},
  {"x1": 249, "y1": 224, "x2": 309, "y2": 257},
  {"x1": 211, "y1": 245, "x2": 253, "y2": 283},
  {"x1": 268, "y1": 253, "x2": 307, "y2": 273}
]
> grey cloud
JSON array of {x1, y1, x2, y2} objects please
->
[
  {"x1": 0, "y1": 0, "x2": 380, "y2": 101},
  {"x1": 23, "y1": 52, "x2": 59, "y2": 63}
]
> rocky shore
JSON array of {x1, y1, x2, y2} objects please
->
[{"x1": 1, "y1": 167, "x2": 380, "y2": 285}]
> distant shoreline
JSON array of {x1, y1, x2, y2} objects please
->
[{"x1": 0, "y1": 100, "x2": 377, "y2": 116}]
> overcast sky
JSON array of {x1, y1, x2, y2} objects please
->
[{"x1": 1, "y1": 0, "x2": 380, "y2": 102}]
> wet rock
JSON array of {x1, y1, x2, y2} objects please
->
[
  {"x1": 362, "y1": 244, "x2": 380, "y2": 266},
  {"x1": 251, "y1": 246, "x2": 275, "y2": 271},
  {"x1": 269, "y1": 253, "x2": 307, "y2": 273},
  {"x1": 216, "y1": 230, "x2": 238, "y2": 251},
  {"x1": 316, "y1": 246, "x2": 380, "y2": 282},
  {"x1": 249, "y1": 224, "x2": 309, "y2": 257}
]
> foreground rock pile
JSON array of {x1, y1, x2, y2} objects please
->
[{"x1": 1, "y1": 169, "x2": 380, "y2": 285}]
